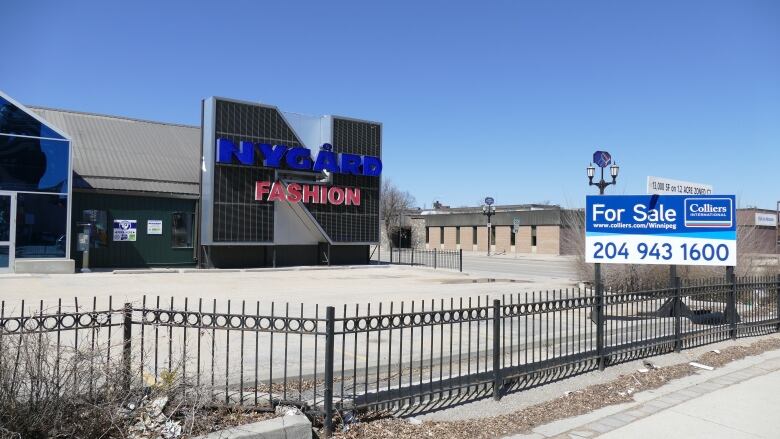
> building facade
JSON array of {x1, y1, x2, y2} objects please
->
[
  {"x1": 0, "y1": 90, "x2": 382, "y2": 273},
  {"x1": 0, "y1": 91, "x2": 73, "y2": 273},
  {"x1": 381, "y1": 204, "x2": 582, "y2": 256},
  {"x1": 199, "y1": 97, "x2": 381, "y2": 268}
]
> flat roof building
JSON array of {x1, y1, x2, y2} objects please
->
[{"x1": 382, "y1": 203, "x2": 583, "y2": 256}]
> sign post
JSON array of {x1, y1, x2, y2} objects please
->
[
  {"x1": 483, "y1": 197, "x2": 495, "y2": 256},
  {"x1": 586, "y1": 194, "x2": 737, "y2": 366}
]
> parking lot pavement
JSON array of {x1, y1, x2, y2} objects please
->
[
  {"x1": 0, "y1": 265, "x2": 577, "y2": 312},
  {"x1": 460, "y1": 253, "x2": 578, "y2": 282}
]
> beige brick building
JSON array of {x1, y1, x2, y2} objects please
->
[{"x1": 412, "y1": 204, "x2": 580, "y2": 256}]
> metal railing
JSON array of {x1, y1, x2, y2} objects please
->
[
  {"x1": 1, "y1": 274, "x2": 778, "y2": 436},
  {"x1": 373, "y1": 247, "x2": 463, "y2": 271}
]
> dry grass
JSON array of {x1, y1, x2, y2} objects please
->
[
  {"x1": 333, "y1": 336, "x2": 780, "y2": 439},
  {"x1": 0, "y1": 334, "x2": 281, "y2": 439}
]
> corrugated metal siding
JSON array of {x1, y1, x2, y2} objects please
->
[
  {"x1": 71, "y1": 193, "x2": 197, "y2": 268},
  {"x1": 30, "y1": 107, "x2": 200, "y2": 195}
]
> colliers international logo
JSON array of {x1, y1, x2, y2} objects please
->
[{"x1": 684, "y1": 198, "x2": 733, "y2": 228}]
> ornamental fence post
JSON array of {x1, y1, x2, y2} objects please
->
[
  {"x1": 459, "y1": 249, "x2": 463, "y2": 272},
  {"x1": 122, "y1": 303, "x2": 132, "y2": 393},
  {"x1": 727, "y1": 267, "x2": 737, "y2": 340},
  {"x1": 323, "y1": 306, "x2": 336, "y2": 437},
  {"x1": 673, "y1": 276, "x2": 683, "y2": 352},
  {"x1": 776, "y1": 274, "x2": 780, "y2": 332},
  {"x1": 434, "y1": 249, "x2": 438, "y2": 269},
  {"x1": 492, "y1": 299, "x2": 502, "y2": 400},
  {"x1": 595, "y1": 263, "x2": 606, "y2": 371}
]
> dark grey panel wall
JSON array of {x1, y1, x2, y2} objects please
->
[
  {"x1": 304, "y1": 118, "x2": 381, "y2": 243},
  {"x1": 212, "y1": 100, "x2": 304, "y2": 242}
]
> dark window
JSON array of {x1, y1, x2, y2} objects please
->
[
  {"x1": 425, "y1": 227, "x2": 429, "y2": 243},
  {"x1": 172, "y1": 212, "x2": 195, "y2": 248},
  {"x1": 440, "y1": 226, "x2": 444, "y2": 244},
  {"x1": 0, "y1": 134, "x2": 70, "y2": 193},
  {"x1": 15, "y1": 193, "x2": 67, "y2": 258},
  {"x1": 456, "y1": 226, "x2": 460, "y2": 245},
  {"x1": 0, "y1": 194, "x2": 9, "y2": 242},
  {"x1": 0, "y1": 96, "x2": 65, "y2": 139},
  {"x1": 511, "y1": 228, "x2": 516, "y2": 246},
  {"x1": 491, "y1": 226, "x2": 496, "y2": 245},
  {"x1": 531, "y1": 225, "x2": 537, "y2": 247},
  {"x1": 472, "y1": 226, "x2": 477, "y2": 245}
]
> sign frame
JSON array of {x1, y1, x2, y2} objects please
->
[
  {"x1": 113, "y1": 219, "x2": 137, "y2": 242},
  {"x1": 647, "y1": 176, "x2": 713, "y2": 196},
  {"x1": 585, "y1": 195, "x2": 737, "y2": 266}
]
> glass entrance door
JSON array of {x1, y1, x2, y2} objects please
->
[{"x1": 0, "y1": 192, "x2": 15, "y2": 273}]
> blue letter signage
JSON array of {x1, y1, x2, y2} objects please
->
[{"x1": 216, "y1": 138, "x2": 382, "y2": 176}]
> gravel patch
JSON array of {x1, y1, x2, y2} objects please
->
[{"x1": 331, "y1": 335, "x2": 780, "y2": 438}]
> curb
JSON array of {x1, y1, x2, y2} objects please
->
[{"x1": 189, "y1": 413, "x2": 311, "y2": 439}]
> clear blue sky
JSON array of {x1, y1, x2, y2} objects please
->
[{"x1": 2, "y1": 1, "x2": 778, "y2": 209}]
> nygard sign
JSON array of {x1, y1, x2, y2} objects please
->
[
  {"x1": 217, "y1": 138, "x2": 382, "y2": 176},
  {"x1": 256, "y1": 181, "x2": 361, "y2": 206}
]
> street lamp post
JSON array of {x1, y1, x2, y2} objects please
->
[
  {"x1": 482, "y1": 197, "x2": 496, "y2": 256},
  {"x1": 587, "y1": 161, "x2": 620, "y2": 195},
  {"x1": 587, "y1": 153, "x2": 619, "y2": 372}
]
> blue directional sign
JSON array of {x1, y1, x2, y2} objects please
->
[
  {"x1": 484, "y1": 197, "x2": 495, "y2": 206},
  {"x1": 593, "y1": 151, "x2": 612, "y2": 168},
  {"x1": 585, "y1": 195, "x2": 736, "y2": 266}
]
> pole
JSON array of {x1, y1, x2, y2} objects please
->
[
  {"x1": 323, "y1": 306, "x2": 335, "y2": 437},
  {"x1": 487, "y1": 219, "x2": 491, "y2": 257},
  {"x1": 459, "y1": 248, "x2": 463, "y2": 272},
  {"x1": 595, "y1": 263, "x2": 606, "y2": 371},
  {"x1": 122, "y1": 303, "x2": 132, "y2": 392},
  {"x1": 434, "y1": 249, "x2": 437, "y2": 269},
  {"x1": 492, "y1": 299, "x2": 502, "y2": 400},
  {"x1": 726, "y1": 266, "x2": 737, "y2": 340},
  {"x1": 673, "y1": 276, "x2": 682, "y2": 352},
  {"x1": 776, "y1": 274, "x2": 780, "y2": 332}
]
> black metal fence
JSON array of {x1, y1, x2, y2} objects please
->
[
  {"x1": 373, "y1": 247, "x2": 463, "y2": 271},
  {"x1": 1, "y1": 274, "x2": 778, "y2": 436}
]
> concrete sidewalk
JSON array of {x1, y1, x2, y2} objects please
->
[{"x1": 506, "y1": 348, "x2": 780, "y2": 439}]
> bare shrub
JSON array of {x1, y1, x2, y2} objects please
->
[
  {"x1": 0, "y1": 331, "x2": 226, "y2": 439},
  {"x1": 0, "y1": 333, "x2": 130, "y2": 438}
]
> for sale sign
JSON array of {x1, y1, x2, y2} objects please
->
[{"x1": 585, "y1": 195, "x2": 736, "y2": 266}]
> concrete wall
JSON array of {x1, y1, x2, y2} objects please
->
[
  {"x1": 494, "y1": 226, "x2": 512, "y2": 254},
  {"x1": 537, "y1": 225, "x2": 560, "y2": 255},
  {"x1": 476, "y1": 225, "x2": 489, "y2": 252},
  {"x1": 410, "y1": 217, "x2": 426, "y2": 249},
  {"x1": 515, "y1": 226, "x2": 532, "y2": 253},
  {"x1": 444, "y1": 226, "x2": 458, "y2": 250},
  {"x1": 428, "y1": 226, "x2": 442, "y2": 249}
]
